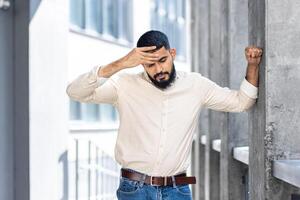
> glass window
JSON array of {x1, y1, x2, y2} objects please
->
[
  {"x1": 102, "y1": 0, "x2": 118, "y2": 38},
  {"x1": 98, "y1": 104, "x2": 117, "y2": 123},
  {"x1": 69, "y1": 100, "x2": 118, "y2": 124},
  {"x1": 70, "y1": 0, "x2": 85, "y2": 28},
  {"x1": 70, "y1": 100, "x2": 81, "y2": 120},
  {"x1": 118, "y1": 0, "x2": 133, "y2": 42},
  {"x1": 85, "y1": 0, "x2": 98, "y2": 31},
  {"x1": 151, "y1": 0, "x2": 187, "y2": 60},
  {"x1": 69, "y1": 0, "x2": 133, "y2": 44},
  {"x1": 80, "y1": 103, "x2": 99, "y2": 122}
]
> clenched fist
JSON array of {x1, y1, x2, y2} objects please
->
[{"x1": 245, "y1": 46, "x2": 263, "y2": 66}]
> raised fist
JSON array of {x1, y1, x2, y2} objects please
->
[{"x1": 245, "y1": 46, "x2": 263, "y2": 66}]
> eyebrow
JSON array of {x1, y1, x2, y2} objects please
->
[
  {"x1": 146, "y1": 56, "x2": 168, "y2": 67},
  {"x1": 159, "y1": 56, "x2": 168, "y2": 61}
]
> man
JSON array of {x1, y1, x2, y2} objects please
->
[{"x1": 66, "y1": 30, "x2": 262, "y2": 200}]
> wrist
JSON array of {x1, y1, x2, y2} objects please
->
[
  {"x1": 118, "y1": 56, "x2": 130, "y2": 69},
  {"x1": 247, "y1": 63, "x2": 259, "y2": 68}
]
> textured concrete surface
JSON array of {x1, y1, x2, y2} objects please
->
[
  {"x1": 233, "y1": 147, "x2": 249, "y2": 165},
  {"x1": 192, "y1": 0, "x2": 300, "y2": 199},
  {"x1": 220, "y1": 0, "x2": 250, "y2": 199},
  {"x1": 273, "y1": 160, "x2": 300, "y2": 188},
  {"x1": 249, "y1": 0, "x2": 300, "y2": 199},
  {"x1": 0, "y1": 3, "x2": 15, "y2": 200},
  {"x1": 190, "y1": 0, "x2": 209, "y2": 199},
  {"x1": 212, "y1": 139, "x2": 221, "y2": 152}
]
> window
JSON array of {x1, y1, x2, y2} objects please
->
[
  {"x1": 69, "y1": 0, "x2": 133, "y2": 44},
  {"x1": 69, "y1": 100, "x2": 119, "y2": 125},
  {"x1": 151, "y1": 0, "x2": 187, "y2": 60}
]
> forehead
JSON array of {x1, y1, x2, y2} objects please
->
[{"x1": 148, "y1": 46, "x2": 169, "y2": 56}]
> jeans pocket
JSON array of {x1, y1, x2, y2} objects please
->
[
  {"x1": 117, "y1": 177, "x2": 141, "y2": 194},
  {"x1": 175, "y1": 184, "x2": 192, "y2": 196}
]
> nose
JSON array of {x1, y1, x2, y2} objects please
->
[{"x1": 154, "y1": 63, "x2": 163, "y2": 74}]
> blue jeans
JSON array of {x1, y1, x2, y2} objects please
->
[{"x1": 116, "y1": 168, "x2": 193, "y2": 200}]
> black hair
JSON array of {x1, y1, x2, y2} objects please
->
[{"x1": 136, "y1": 30, "x2": 170, "y2": 50}]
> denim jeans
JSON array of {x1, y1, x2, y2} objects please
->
[{"x1": 116, "y1": 168, "x2": 193, "y2": 200}]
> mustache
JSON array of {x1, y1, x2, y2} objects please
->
[{"x1": 154, "y1": 72, "x2": 169, "y2": 79}]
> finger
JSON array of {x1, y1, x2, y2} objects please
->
[
  {"x1": 143, "y1": 60, "x2": 155, "y2": 65},
  {"x1": 143, "y1": 56, "x2": 159, "y2": 62},
  {"x1": 144, "y1": 58, "x2": 160, "y2": 63},
  {"x1": 138, "y1": 46, "x2": 157, "y2": 52},
  {"x1": 141, "y1": 52, "x2": 160, "y2": 58},
  {"x1": 245, "y1": 51, "x2": 251, "y2": 57}
]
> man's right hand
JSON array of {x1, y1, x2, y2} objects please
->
[
  {"x1": 98, "y1": 46, "x2": 159, "y2": 78},
  {"x1": 120, "y1": 46, "x2": 159, "y2": 68}
]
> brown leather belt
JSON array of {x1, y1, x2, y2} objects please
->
[{"x1": 121, "y1": 168, "x2": 196, "y2": 186}]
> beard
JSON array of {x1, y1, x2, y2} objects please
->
[{"x1": 146, "y1": 63, "x2": 177, "y2": 89}]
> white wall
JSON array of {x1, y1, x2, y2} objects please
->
[{"x1": 29, "y1": 0, "x2": 69, "y2": 200}]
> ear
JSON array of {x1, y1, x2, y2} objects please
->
[{"x1": 169, "y1": 48, "x2": 176, "y2": 60}]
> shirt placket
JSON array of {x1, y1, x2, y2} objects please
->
[{"x1": 153, "y1": 95, "x2": 169, "y2": 174}]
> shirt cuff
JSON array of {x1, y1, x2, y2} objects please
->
[
  {"x1": 240, "y1": 77, "x2": 258, "y2": 99},
  {"x1": 92, "y1": 65, "x2": 108, "y2": 85}
]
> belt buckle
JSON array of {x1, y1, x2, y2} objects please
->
[{"x1": 150, "y1": 176, "x2": 168, "y2": 186}]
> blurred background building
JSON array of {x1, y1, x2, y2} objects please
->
[
  {"x1": 1, "y1": 0, "x2": 191, "y2": 200},
  {"x1": 1, "y1": 0, "x2": 300, "y2": 200}
]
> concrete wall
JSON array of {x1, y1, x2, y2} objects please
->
[
  {"x1": 191, "y1": 0, "x2": 300, "y2": 199},
  {"x1": 249, "y1": 0, "x2": 300, "y2": 199},
  {"x1": 221, "y1": 0, "x2": 249, "y2": 199},
  {"x1": 1, "y1": 1, "x2": 31, "y2": 200},
  {"x1": 0, "y1": 2, "x2": 15, "y2": 200},
  {"x1": 190, "y1": 0, "x2": 209, "y2": 199}
]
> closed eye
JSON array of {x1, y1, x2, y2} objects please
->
[
  {"x1": 159, "y1": 56, "x2": 167, "y2": 63},
  {"x1": 147, "y1": 63, "x2": 155, "y2": 68}
]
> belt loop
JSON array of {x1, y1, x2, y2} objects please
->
[
  {"x1": 171, "y1": 175, "x2": 177, "y2": 188},
  {"x1": 138, "y1": 174, "x2": 147, "y2": 187}
]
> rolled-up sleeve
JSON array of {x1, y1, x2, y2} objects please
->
[
  {"x1": 201, "y1": 77, "x2": 258, "y2": 112},
  {"x1": 66, "y1": 65, "x2": 118, "y2": 105}
]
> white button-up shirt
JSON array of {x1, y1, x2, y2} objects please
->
[{"x1": 66, "y1": 65, "x2": 258, "y2": 176}]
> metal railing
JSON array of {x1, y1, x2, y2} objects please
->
[{"x1": 68, "y1": 139, "x2": 120, "y2": 200}]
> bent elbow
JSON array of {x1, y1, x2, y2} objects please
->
[
  {"x1": 66, "y1": 83, "x2": 78, "y2": 100},
  {"x1": 239, "y1": 99, "x2": 257, "y2": 112}
]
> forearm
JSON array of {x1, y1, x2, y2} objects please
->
[
  {"x1": 245, "y1": 64, "x2": 259, "y2": 87},
  {"x1": 98, "y1": 58, "x2": 127, "y2": 78}
]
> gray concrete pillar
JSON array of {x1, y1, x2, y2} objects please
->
[
  {"x1": 190, "y1": 0, "x2": 209, "y2": 199},
  {"x1": 220, "y1": 0, "x2": 250, "y2": 199},
  {"x1": 14, "y1": 1, "x2": 30, "y2": 200},
  {"x1": 249, "y1": 0, "x2": 300, "y2": 199},
  {"x1": 206, "y1": 0, "x2": 226, "y2": 199}
]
